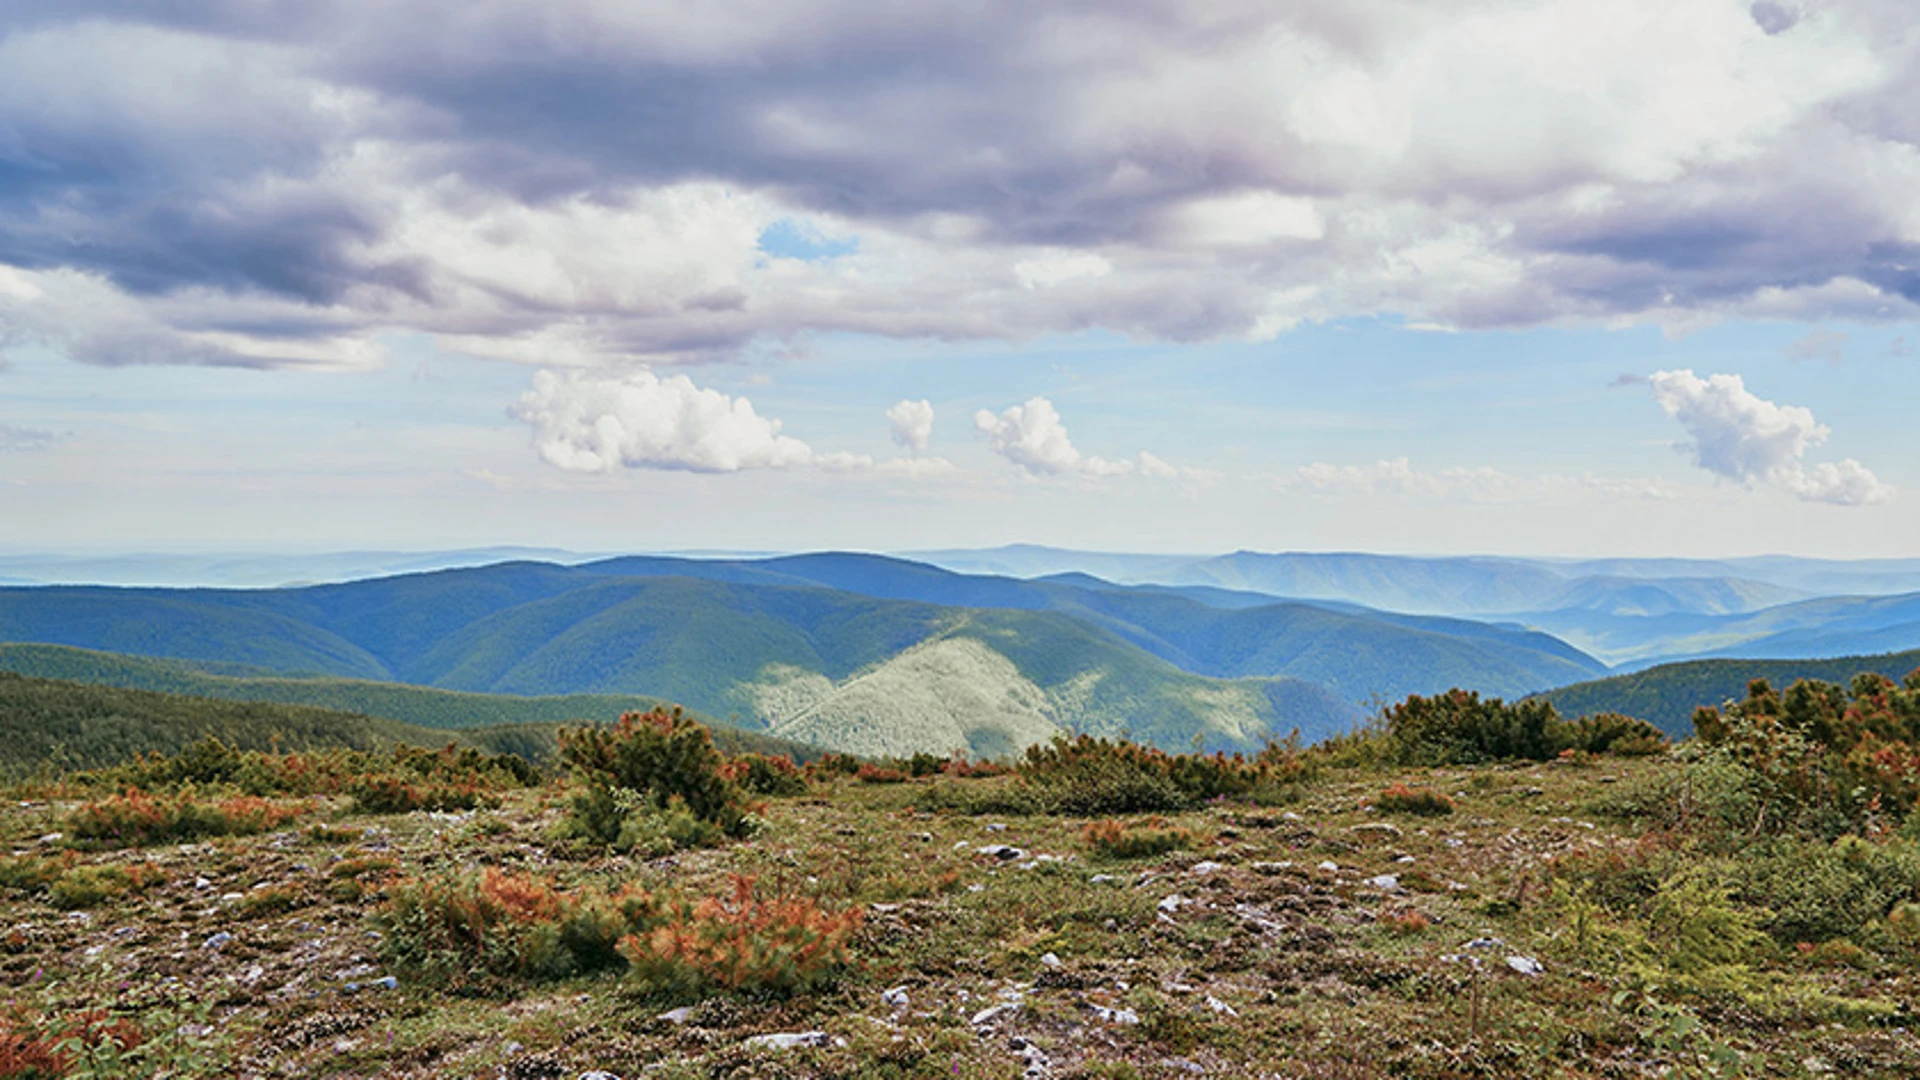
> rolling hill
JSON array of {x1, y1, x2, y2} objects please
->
[
  {"x1": 0, "y1": 554, "x2": 1619, "y2": 758},
  {"x1": 0, "y1": 670, "x2": 545, "y2": 777},
  {"x1": 1538, "y1": 647, "x2": 1920, "y2": 738}
]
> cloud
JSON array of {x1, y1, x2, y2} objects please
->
[
  {"x1": 886, "y1": 399, "x2": 934, "y2": 452},
  {"x1": 1284, "y1": 457, "x2": 1676, "y2": 502},
  {"x1": 512, "y1": 369, "x2": 812, "y2": 473},
  {"x1": 4, "y1": 2, "x2": 1920, "y2": 369},
  {"x1": 1785, "y1": 328, "x2": 1848, "y2": 364},
  {"x1": 0, "y1": 424, "x2": 56, "y2": 453},
  {"x1": 1647, "y1": 369, "x2": 1892, "y2": 505},
  {"x1": 973, "y1": 396, "x2": 1198, "y2": 480},
  {"x1": 512, "y1": 369, "x2": 959, "y2": 479}
]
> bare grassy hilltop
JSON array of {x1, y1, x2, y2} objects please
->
[{"x1": 5, "y1": 674, "x2": 1920, "y2": 1079}]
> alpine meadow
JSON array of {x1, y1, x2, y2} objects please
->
[{"x1": 2, "y1": 3, "x2": 1919, "y2": 1079}]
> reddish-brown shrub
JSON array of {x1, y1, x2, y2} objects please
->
[{"x1": 618, "y1": 874, "x2": 861, "y2": 996}]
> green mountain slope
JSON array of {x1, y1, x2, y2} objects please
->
[
  {"x1": 1538, "y1": 648, "x2": 1920, "y2": 737},
  {"x1": 0, "y1": 557, "x2": 1594, "y2": 757},
  {"x1": 0, "y1": 670, "x2": 531, "y2": 777},
  {"x1": 0, "y1": 644, "x2": 819, "y2": 765}
]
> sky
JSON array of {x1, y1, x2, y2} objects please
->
[{"x1": 0, "y1": 1, "x2": 1916, "y2": 558}]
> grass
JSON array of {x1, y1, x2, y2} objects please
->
[{"x1": 4, "y1": 744, "x2": 1920, "y2": 1077}]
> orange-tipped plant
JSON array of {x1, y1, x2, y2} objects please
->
[{"x1": 618, "y1": 874, "x2": 861, "y2": 997}]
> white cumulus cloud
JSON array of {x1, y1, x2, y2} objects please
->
[
  {"x1": 512, "y1": 368, "x2": 812, "y2": 474},
  {"x1": 886, "y1": 399, "x2": 935, "y2": 452},
  {"x1": 1647, "y1": 369, "x2": 1892, "y2": 505},
  {"x1": 973, "y1": 396, "x2": 1196, "y2": 480}
]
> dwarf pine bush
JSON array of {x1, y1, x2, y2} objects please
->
[
  {"x1": 65, "y1": 791, "x2": 305, "y2": 849},
  {"x1": 1017, "y1": 735, "x2": 1310, "y2": 815},
  {"x1": 1082, "y1": 817, "x2": 1195, "y2": 859},
  {"x1": 559, "y1": 708, "x2": 754, "y2": 842},
  {"x1": 379, "y1": 869, "x2": 665, "y2": 991},
  {"x1": 1372, "y1": 783, "x2": 1454, "y2": 817},
  {"x1": 617, "y1": 874, "x2": 861, "y2": 998}
]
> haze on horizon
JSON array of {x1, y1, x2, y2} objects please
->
[{"x1": 0, "y1": 1, "x2": 1915, "y2": 559}]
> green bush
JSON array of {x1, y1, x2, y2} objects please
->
[
  {"x1": 1016, "y1": 735, "x2": 1308, "y2": 816},
  {"x1": 1692, "y1": 672, "x2": 1920, "y2": 837},
  {"x1": 1381, "y1": 691, "x2": 1666, "y2": 766},
  {"x1": 48, "y1": 864, "x2": 162, "y2": 910},
  {"x1": 0, "y1": 856, "x2": 64, "y2": 895},
  {"x1": 1724, "y1": 836, "x2": 1920, "y2": 945},
  {"x1": 723, "y1": 753, "x2": 808, "y2": 797},
  {"x1": 559, "y1": 708, "x2": 753, "y2": 840},
  {"x1": 379, "y1": 868, "x2": 664, "y2": 992}
]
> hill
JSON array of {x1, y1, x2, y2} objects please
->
[
  {"x1": 0, "y1": 557, "x2": 1610, "y2": 756},
  {"x1": 1538, "y1": 647, "x2": 1920, "y2": 737},
  {"x1": 0, "y1": 670, "x2": 548, "y2": 777},
  {"x1": 0, "y1": 643, "x2": 814, "y2": 764}
]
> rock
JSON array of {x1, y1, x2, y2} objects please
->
[
  {"x1": 1187, "y1": 861, "x2": 1225, "y2": 876},
  {"x1": 1039, "y1": 952, "x2": 1061, "y2": 970},
  {"x1": 202, "y1": 931, "x2": 233, "y2": 950},
  {"x1": 1350, "y1": 823, "x2": 1403, "y2": 840},
  {"x1": 1364, "y1": 874, "x2": 1400, "y2": 891},
  {"x1": 977, "y1": 844, "x2": 1026, "y2": 861},
  {"x1": 1205, "y1": 995, "x2": 1238, "y2": 1017},
  {"x1": 1282, "y1": 811, "x2": 1303, "y2": 821},
  {"x1": 1506, "y1": 955, "x2": 1544, "y2": 976},
  {"x1": 579, "y1": 1072, "x2": 622, "y2": 1080},
  {"x1": 1085, "y1": 1004, "x2": 1140, "y2": 1025},
  {"x1": 1445, "y1": 838, "x2": 1465, "y2": 848},
  {"x1": 657, "y1": 1006, "x2": 696, "y2": 1025},
  {"x1": 1317, "y1": 861, "x2": 1339, "y2": 873},
  {"x1": 744, "y1": 1031, "x2": 832, "y2": 1050},
  {"x1": 1464, "y1": 936, "x2": 1505, "y2": 950},
  {"x1": 970, "y1": 1003, "x2": 1021, "y2": 1027},
  {"x1": 1394, "y1": 855, "x2": 1416, "y2": 864},
  {"x1": 1089, "y1": 874, "x2": 1117, "y2": 885},
  {"x1": 36, "y1": 833, "x2": 61, "y2": 846},
  {"x1": 881, "y1": 986, "x2": 910, "y2": 1009},
  {"x1": 1157, "y1": 894, "x2": 1186, "y2": 914},
  {"x1": 193, "y1": 877, "x2": 212, "y2": 891},
  {"x1": 986, "y1": 823, "x2": 1008, "y2": 832},
  {"x1": 343, "y1": 975, "x2": 398, "y2": 993}
]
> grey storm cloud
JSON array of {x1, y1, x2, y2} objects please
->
[{"x1": 2, "y1": 0, "x2": 1919, "y2": 368}]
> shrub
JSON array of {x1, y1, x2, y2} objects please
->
[
  {"x1": 854, "y1": 764, "x2": 909, "y2": 784},
  {"x1": 1693, "y1": 672, "x2": 1920, "y2": 835},
  {"x1": 1723, "y1": 835, "x2": 1920, "y2": 945},
  {"x1": 1082, "y1": 818, "x2": 1195, "y2": 859},
  {"x1": 232, "y1": 885, "x2": 302, "y2": 920},
  {"x1": 1380, "y1": 691, "x2": 1667, "y2": 766},
  {"x1": 1384, "y1": 690, "x2": 1561, "y2": 765},
  {"x1": 803, "y1": 753, "x2": 864, "y2": 781},
  {"x1": 0, "y1": 856, "x2": 64, "y2": 896},
  {"x1": 49, "y1": 864, "x2": 162, "y2": 910},
  {"x1": 723, "y1": 754, "x2": 808, "y2": 797},
  {"x1": 552, "y1": 787, "x2": 731, "y2": 856},
  {"x1": 348, "y1": 776, "x2": 495, "y2": 815},
  {"x1": 560, "y1": 709, "x2": 753, "y2": 840},
  {"x1": 0, "y1": 1025, "x2": 66, "y2": 1080},
  {"x1": 617, "y1": 874, "x2": 861, "y2": 998},
  {"x1": 379, "y1": 868, "x2": 664, "y2": 992},
  {"x1": 65, "y1": 791, "x2": 304, "y2": 849},
  {"x1": 380, "y1": 869, "x2": 859, "y2": 998},
  {"x1": 1380, "y1": 909, "x2": 1430, "y2": 935},
  {"x1": 1371, "y1": 783, "x2": 1454, "y2": 817},
  {"x1": 1556, "y1": 712, "x2": 1668, "y2": 757}
]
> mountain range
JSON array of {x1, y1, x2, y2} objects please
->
[{"x1": 0, "y1": 553, "x2": 1615, "y2": 758}]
